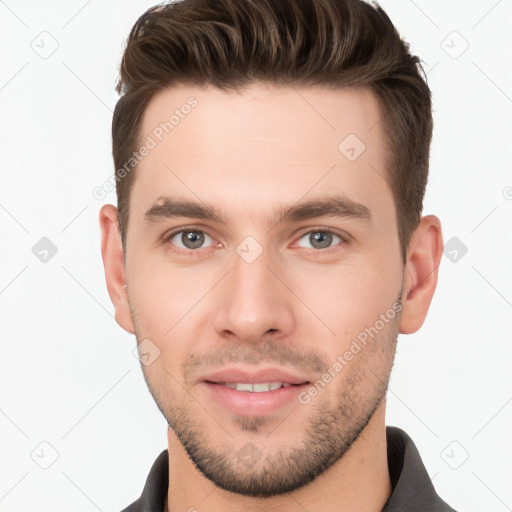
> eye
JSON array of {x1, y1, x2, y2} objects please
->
[
  {"x1": 166, "y1": 229, "x2": 215, "y2": 250},
  {"x1": 296, "y1": 230, "x2": 344, "y2": 250}
]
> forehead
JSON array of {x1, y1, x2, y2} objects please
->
[{"x1": 130, "y1": 83, "x2": 392, "y2": 224}]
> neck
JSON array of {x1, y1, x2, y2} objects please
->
[{"x1": 165, "y1": 401, "x2": 391, "y2": 512}]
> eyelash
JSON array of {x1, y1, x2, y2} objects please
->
[{"x1": 163, "y1": 227, "x2": 348, "y2": 255}]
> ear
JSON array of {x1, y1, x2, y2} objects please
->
[
  {"x1": 99, "y1": 204, "x2": 135, "y2": 334},
  {"x1": 399, "y1": 215, "x2": 443, "y2": 334}
]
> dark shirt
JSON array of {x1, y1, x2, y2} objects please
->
[{"x1": 121, "y1": 426, "x2": 457, "y2": 511}]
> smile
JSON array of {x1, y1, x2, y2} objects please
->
[{"x1": 212, "y1": 382, "x2": 296, "y2": 392}]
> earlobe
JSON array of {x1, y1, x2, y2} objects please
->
[
  {"x1": 399, "y1": 215, "x2": 443, "y2": 334},
  {"x1": 99, "y1": 204, "x2": 135, "y2": 334}
]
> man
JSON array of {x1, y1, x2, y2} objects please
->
[{"x1": 99, "y1": 0, "x2": 456, "y2": 510}]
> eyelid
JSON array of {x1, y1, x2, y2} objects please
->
[
  {"x1": 293, "y1": 227, "x2": 350, "y2": 244},
  {"x1": 162, "y1": 225, "x2": 350, "y2": 253},
  {"x1": 163, "y1": 224, "x2": 213, "y2": 239},
  {"x1": 162, "y1": 226, "x2": 219, "y2": 251}
]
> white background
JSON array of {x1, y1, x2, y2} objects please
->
[{"x1": 0, "y1": 1, "x2": 511, "y2": 511}]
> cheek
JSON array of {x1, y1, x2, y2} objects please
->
[
  {"x1": 286, "y1": 257, "x2": 401, "y2": 339},
  {"x1": 126, "y1": 260, "x2": 175, "y2": 341},
  {"x1": 127, "y1": 259, "x2": 217, "y2": 351}
]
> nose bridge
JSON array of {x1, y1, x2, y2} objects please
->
[{"x1": 212, "y1": 242, "x2": 294, "y2": 342}]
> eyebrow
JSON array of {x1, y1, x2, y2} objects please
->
[{"x1": 144, "y1": 194, "x2": 372, "y2": 226}]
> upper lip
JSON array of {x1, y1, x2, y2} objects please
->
[{"x1": 202, "y1": 367, "x2": 311, "y2": 385}]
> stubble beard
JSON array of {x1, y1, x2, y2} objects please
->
[{"x1": 132, "y1": 298, "x2": 400, "y2": 497}]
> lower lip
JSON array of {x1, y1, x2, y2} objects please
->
[{"x1": 202, "y1": 382, "x2": 309, "y2": 416}]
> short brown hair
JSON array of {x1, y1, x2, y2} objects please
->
[{"x1": 112, "y1": 0, "x2": 433, "y2": 263}]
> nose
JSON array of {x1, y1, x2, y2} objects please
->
[{"x1": 211, "y1": 245, "x2": 295, "y2": 344}]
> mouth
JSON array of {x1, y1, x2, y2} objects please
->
[
  {"x1": 200, "y1": 368, "x2": 312, "y2": 416},
  {"x1": 205, "y1": 381, "x2": 304, "y2": 392}
]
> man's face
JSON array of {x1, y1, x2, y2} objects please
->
[{"x1": 122, "y1": 84, "x2": 405, "y2": 496}]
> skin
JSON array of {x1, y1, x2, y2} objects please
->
[{"x1": 100, "y1": 83, "x2": 443, "y2": 512}]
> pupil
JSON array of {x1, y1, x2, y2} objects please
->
[
  {"x1": 183, "y1": 231, "x2": 204, "y2": 249},
  {"x1": 311, "y1": 231, "x2": 332, "y2": 249}
]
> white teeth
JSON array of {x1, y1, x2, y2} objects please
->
[
  {"x1": 253, "y1": 383, "x2": 271, "y2": 392},
  {"x1": 222, "y1": 382, "x2": 288, "y2": 392},
  {"x1": 231, "y1": 383, "x2": 253, "y2": 392}
]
